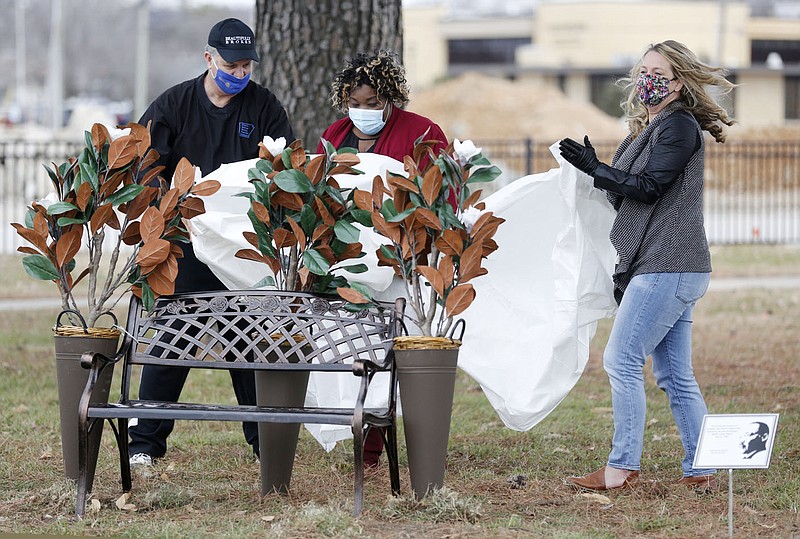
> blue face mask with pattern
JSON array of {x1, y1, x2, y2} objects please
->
[{"x1": 211, "y1": 57, "x2": 250, "y2": 95}]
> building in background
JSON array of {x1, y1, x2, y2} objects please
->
[{"x1": 403, "y1": 0, "x2": 800, "y2": 127}]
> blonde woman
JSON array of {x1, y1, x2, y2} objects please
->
[{"x1": 559, "y1": 40, "x2": 735, "y2": 491}]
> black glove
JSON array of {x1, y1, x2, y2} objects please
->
[{"x1": 559, "y1": 135, "x2": 600, "y2": 175}]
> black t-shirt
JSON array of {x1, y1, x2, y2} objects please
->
[{"x1": 139, "y1": 72, "x2": 294, "y2": 292}]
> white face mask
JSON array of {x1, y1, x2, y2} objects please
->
[{"x1": 348, "y1": 104, "x2": 387, "y2": 135}]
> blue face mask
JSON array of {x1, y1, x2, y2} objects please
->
[
  {"x1": 211, "y1": 57, "x2": 250, "y2": 95},
  {"x1": 348, "y1": 103, "x2": 387, "y2": 136}
]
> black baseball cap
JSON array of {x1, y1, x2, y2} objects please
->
[{"x1": 208, "y1": 18, "x2": 260, "y2": 63}]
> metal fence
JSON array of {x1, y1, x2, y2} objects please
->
[{"x1": 1, "y1": 138, "x2": 799, "y2": 253}]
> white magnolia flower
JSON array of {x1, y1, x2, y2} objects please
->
[
  {"x1": 36, "y1": 192, "x2": 60, "y2": 209},
  {"x1": 453, "y1": 138, "x2": 481, "y2": 165},
  {"x1": 459, "y1": 205, "x2": 485, "y2": 234},
  {"x1": 107, "y1": 126, "x2": 131, "y2": 141},
  {"x1": 262, "y1": 135, "x2": 287, "y2": 156}
]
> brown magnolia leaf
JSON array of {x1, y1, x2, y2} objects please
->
[
  {"x1": 127, "y1": 122, "x2": 151, "y2": 158},
  {"x1": 435, "y1": 229, "x2": 463, "y2": 256},
  {"x1": 55, "y1": 228, "x2": 82, "y2": 268},
  {"x1": 337, "y1": 241, "x2": 363, "y2": 261},
  {"x1": 336, "y1": 287, "x2": 369, "y2": 304},
  {"x1": 416, "y1": 265, "x2": 444, "y2": 297},
  {"x1": 11, "y1": 223, "x2": 48, "y2": 253},
  {"x1": 76, "y1": 181, "x2": 93, "y2": 212},
  {"x1": 17, "y1": 246, "x2": 40, "y2": 256},
  {"x1": 90, "y1": 203, "x2": 113, "y2": 234},
  {"x1": 315, "y1": 196, "x2": 334, "y2": 226},
  {"x1": 297, "y1": 266, "x2": 310, "y2": 289},
  {"x1": 160, "y1": 254, "x2": 179, "y2": 282},
  {"x1": 371, "y1": 175, "x2": 387, "y2": 207},
  {"x1": 413, "y1": 227, "x2": 428, "y2": 255},
  {"x1": 91, "y1": 123, "x2": 110, "y2": 151},
  {"x1": 172, "y1": 157, "x2": 196, "y2": 194},
  {"x1": 353, "y1": 190, "x2": 374, "y2": 211},
  {"x1": 371, "y1": 212, "x2": 401, "y2": 245},
  {"x1": 469, "y1": 212, "x2": 494, "y2": 238},
  {"x1": 421, "y1": 165, "x2": 443, "y2": 206},
  {"x1": 122, "y1": 221, "x2": 142, "y2": 245},
  {"x1": 33, "y1": 211, "x2": 49, "y2": 238},
  {"x1": 107, "y1": 134, "x2": 138, "y2": 170},
  {"x1": 159, "y1": 188, "x2": 180, "y2": 217},
  {"x1": 170, "y1": 242, "x2": 184, "y2": 258},
  {"x1": 140, "y1": 151, "x2": 161, "y2": 174},
  {"x1": 403, "y1": 155, "x2": 420, "y2": 179},
  {"x1": 243, "y1": 231, "x2": 259, "y2": 249},
  {"x1": 306, "y1": 154, "x2": 326, "y2": 184},
  {"x1": 472, "y1": 215, "x2": 506, "y2": 244},
  {"x1": 191, "y1": 179, "x2": 221, "y2": 197},
  {"x1": 123, "y1": 186, "x2": 157, "y2": 220},
  {"x1": 438, "y1": 255, "x2": 455, "y2": 290},
  {"x1": 235, "y1": 248, "x2": 269, "y2": 265},
  {"x1": 414, "y1": 208, "x2": 442, "y2": 231},
  {"x1": 258, "y1": 142, "x2": 274, "y2": 160},
  {"x1": 286, "y1": 216, "x2": 306, "y2": 250},
  {"x1": 376, "y1": 246, "x2": 399, "y2": 268},
  {"x1": 146, "y1": 265, "x2": 176, "y2": 296},
  {"x1": 445, "y1": 283, "x2": 475, "y2": 317},
  {"x1": 394, "y1": 189, "x2": 410, "y2": 214},
  {"x1": 463, "y1": 189, "x2": 483, "y2": 209},
  {"x1": 98, "y1": 171, "x2": 124, "y2": 201},
  {"x1": 252, "y1": 201, "x2": 270, "y2": 225},
  {"x1": 458, "y1": 242, "x2": 485, "y2": 283},
  {"x1": 475, "y1": 202, "x2": 486, "y2": 211},
  {"x1": 271, "y1": 191, "x2": 303, "y2": 212},
  {"x1": 387, "y1": 175, "x2": 420, "y2": 194},
  {"x1": 482, "y1": 238, "x2": 500, "y2": 257},
  {"x1": 332, "y1": 152, "x2": 360, "y2": 167},
  {"x1": 135, "y1": 238, "x2": 170, "y2": 267},
  {"x1": 290, "y1": 146, "x2": 306, "y2": 169},
  {"x1": 131, "y1": 285, "x2": 142, "y2": 299},
  {"x1": 178, "y1": 197, "x2": 206, "y2": 220},
  {"x1": 140, "y1": 206, "x2": 166, "y2": 243},
  {"x1": 316, "y1": 245, "x2": 336, "y2": 264},
  {"x1": 273, "y1": 228, "x2": 297, "y2": 249},
  {"x1": 311, "y1": 224, "x2": 331, "y2": 243}
]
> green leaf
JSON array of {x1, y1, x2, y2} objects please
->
[
  {"x1": 141, "y1": 281, "x2": 155, "y2": 311},
  {"x1": 24, "y1": 208, "x2": 35, "y2": 229},
  {"x1": 379, "y1": 244, "x2": 400, "y2": 263},
  {"x1": 321, "y1": 138, "x2": 337, "y2": 158},
  {"x1": 324, "y1": 184, "x2": 346, "y2": 206},
  {"x1": 252, "y1": 275, "x2": 276, "y2": 288},
  {"x1": 341, "y1": 263, "x2": 368, "y2": 274},
  {"x1": 47, "y1": 202, "x2": 79, "y2": 216},
  {"x1": 300, "y1": 204, "x2": 317, "y2": 236},
  {"x1": 380, "y1": 199, "x2": 398, "y2": 220},
  {"x1": 57, "y1": 216, "x2": 88, "y2": 226},
  {"x1": 246, "y1": 209, "x2": 277, "y2": 259},
  {"x1": 79, "y1": 162, "x2": 100, "y2": 192},
  {"x1": 256, "y1": 159, "x2": 274, "y2": 174},
  {"x1": 106, "y1": 184, "x2": 146, "y2": 206},
  {"x1": 303, "y1": 248, "x2": 331, "y2": 276},
  {"x1": 22, "y1": 254, "x2": 59, "y2": 280},
  {"x1": 468, "y1": 154, "x2": 492, "y2": 167},
  {"x1": 281, "y1": 147, "x2": 293, "y2": 169},
  {"x1": 467, "y1": 165, "x2": 502, "y2": 184},
  {"x1": 274, "y1": 169, "x2": 314, "y2": 193},
  {"x1": 350, "y1": 209, "x2": 373, "y2": 227},
  {"x1": 386, "y1": 207, "x2": 416, "y2": 223},
  {"x1": 247, "y1": 167, "x2": 266, "y2": 182},
  {"x1": 337, "y1": 146, "x2": 358, "y2": 155},
  {"x1": 349, "y1": 281, "x2": 374, "y2": 301},
  {"x1": 333, "y1": 220, "x2": 360, "y2": 243}
]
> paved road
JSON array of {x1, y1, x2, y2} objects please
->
[{"x1": 1, "y1": 275, "x2": 798, "y2": 312}]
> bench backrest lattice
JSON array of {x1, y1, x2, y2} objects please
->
[{"x1": 128, "y1": 290, "x2": 396, "y2": 370}]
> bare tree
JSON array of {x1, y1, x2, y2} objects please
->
[{"x1": 253, "y1": 0, "x2": 402, "y2": 148}]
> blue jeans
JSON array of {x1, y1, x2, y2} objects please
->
[{"x1": 604, "y1": 272, "x2": 715, "y2": 477}]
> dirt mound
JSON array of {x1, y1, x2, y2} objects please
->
[{"x1": 408, "y1": 72, "x2": 628, "y2": 143}]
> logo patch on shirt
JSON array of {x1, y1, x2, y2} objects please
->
[{"x1": 239, "y1": 122, "x2": 255, "y2": 139}]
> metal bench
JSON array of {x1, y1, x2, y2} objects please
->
[{"x1": 75, "y1": 289, "x2": 405, "y2": 516}]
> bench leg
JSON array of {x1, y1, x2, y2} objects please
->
[
  {"x1": 75, "y1": 416, "x2": 99, "y2": 517},
  {"x1": 384, "y1": 423, "x2": 401, "y2": 496},
  {"x1": 118, "y1": 418, "x2": 132, "y2": 492},
  {"x1": 352, "y1": 424, "x2": 365, "y2": 517}
]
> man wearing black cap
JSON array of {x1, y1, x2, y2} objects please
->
[{"x1": 128, "y1": 18, "x2": 294, "y2": 468}]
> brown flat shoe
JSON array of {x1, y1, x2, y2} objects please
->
[
  {"x1": 568, "y1": 466, "x2": 639, "y2": 491},
  {"x1": 675, "y1": 475, "x2": 717, "y2": 491}
]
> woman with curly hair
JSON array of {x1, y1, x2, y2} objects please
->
[
  {"x1": 317, "y1": 50, "x2": 448, "y2": 469},
  {"x1": 316, "y1": 50, "x2": 447, "y2": 161},
  {"x1": 558, "y1": 40, "x2": 735, "y2": 492}
]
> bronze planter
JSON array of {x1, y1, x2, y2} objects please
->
[
  {"x1": 54, "y1": 325, "x2": 119, "y2": 491},
  {"x1": 395, "y1": 337, "x2": 460, "y2": 500},
  {"x1": 255, "y1": 337, "x2": 311, "y2": 495}
]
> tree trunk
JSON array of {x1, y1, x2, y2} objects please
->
[{"x1": 253, "y1": 0, "x2": 402, "y2": 149}]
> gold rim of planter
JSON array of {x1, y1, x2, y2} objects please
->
[
  {"x1": 393, "y1": 336, "x2": 462, "y2": 350},
  {"x1": 53, "y1": 325, "x2": 121, "y2": 339}
]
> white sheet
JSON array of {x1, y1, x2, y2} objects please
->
[{"x1": 189, "y1": 145, "x2": 617, "y2": 448}]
